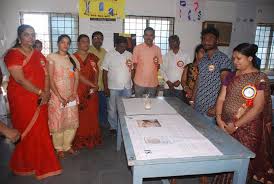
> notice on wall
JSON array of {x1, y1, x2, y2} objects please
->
[
  {"x1": 176, "y1": 0, "x2": 206, "y2": 22},
  {"x1": 79, "y1": 0, "x2": 125, "y2": 19}
]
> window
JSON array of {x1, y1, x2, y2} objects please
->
[
  {"x1": 254, "y1": 23, "x2": 274, "y2": 70},
  {"x1": 20, "y1": 12, "x2": 79, "y2": 55},
  {"x1": 123, "y1": 15, "x2": 175, "y2": 55}
]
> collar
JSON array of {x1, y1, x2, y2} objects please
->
[{"x1": 205, "y1": 49, "x2": 220, "y2": 59}]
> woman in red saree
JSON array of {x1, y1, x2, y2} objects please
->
[
  {"x1": 72, "y1": 34, "x2": 102, "y2": 150},
  {"x1": 214, "y1": 43, "x2": 273, "y2": 184},
  {"x1": 4, "y1": 24, "x2": 61, "y2": 179}
]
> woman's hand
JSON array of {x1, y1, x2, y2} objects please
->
[
  {"x1": 91, "y1": 86, "x2": 99, "y2": 92},
  {"x1": 216, "y1": 118, "x2": 227, "y2": 132},
  {"x1": 58, "y1": 95, "x2": 67, "y2": 107},
  {"x1": 224, "y1": 122, "x2": 237, "y2": 134},
  {"x1": 40, "y1": 90, "x2": 51, "y2": 105},
  {"x1": 68, "y1": 93, "x2": 77, "y2": 102}
]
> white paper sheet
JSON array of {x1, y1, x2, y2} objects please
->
[
  {"x1": 125, "y1": 114, "x2": 222, "y2": 160},
  {"x1": 60, "y1": 100, "x2": 77, "y2": 108},
  {"x1": 122, "y1": 98, "x2": 177, "y2": 115}
]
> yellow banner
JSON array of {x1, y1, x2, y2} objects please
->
[{"x1": 79, "y1": 0, "x2": 125, "y2": 19}]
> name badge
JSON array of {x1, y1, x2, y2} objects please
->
[
  {"x1": 177, "y1": 60, "x2": 184, "y2": 68},
  {"x1": 69, "y1": 67, "x2": 74, "y2": 78},
  {"x1": 208, "y1": 64, "x2": 215, "y2": 72},
  {"x1": 242, "y1": 84, "x2": 257, "y2": 107}
]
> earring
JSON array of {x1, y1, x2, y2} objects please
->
[{"x1": 18, "y1": 39, "x2": 21, "y2": 44}]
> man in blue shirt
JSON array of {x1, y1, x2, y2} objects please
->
[{"x1": 194, "y1": 27, "x2": 233, "y2": 124}]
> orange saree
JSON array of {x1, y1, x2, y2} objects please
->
[
  {"x1": 72, "y1": 53, "x2": 102, "y2": 150},
  {"x1": 4, "y1": 49, "x2": 61, "y2": 179}
]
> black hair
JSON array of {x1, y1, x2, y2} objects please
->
[
  {"x1": 33, "y1": 39, "x2": 42, "y2": 48},
  {"x1": 77, "y1": 34, "x2": 90, "y2": 42},
  {"x1": 168, "y1": 35, "x2": 180, "y2": 43},
  {"x1": 91, "y1": 31, "x2": 104, "y2": 39},
  {"x1": 13, "y1": 24, "x2": 34, "y2": 48},
  {"x1": 34, "y1": 39, "x2": 42, "y2": 45},
  {"x1": 193, "y1": 44, "x2": 204, "y2": 63},
  {"x1": 57, "y1": 34, "x2": 77, "y2": 71},
  {"x1": 115, "y1": 36, "x2": 128, "y2": 45},
  {"x1": 201, "y1": 27, "x2": 219, "y2": 39},
  {"x1": 144, "y1": 27, "x2": 155, "y2": 35},
  {"x1": 233, "y1": 43, "x2": 258, "y2": 67}
]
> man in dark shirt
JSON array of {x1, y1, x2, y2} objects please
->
[{"x1": 194, "y1": 27, "x2": 233, "y2": 124}]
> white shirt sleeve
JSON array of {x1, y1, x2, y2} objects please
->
[
  {"x1": 101, "y1": 52, "x2": 110, "y2": 71},
  {"x1": 160, "y1": 54, "x2": 169, "y2": 82}
]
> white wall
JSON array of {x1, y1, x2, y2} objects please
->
[
  {"x1": 80, "y1": 0, "x2": 177, "y2": 51},
  {"x1": 0, "y1": 0, "x2": 78, "y2": 56},
  {"x1": 0, "y1": 0, "x2": 273, "y2": 59}
]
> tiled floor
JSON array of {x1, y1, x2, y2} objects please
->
[
  {"x1": 0, "y1": 128, "x2": 204, "y2": 184},
  {"x1": 0, "y1": 126, "x2": 273, "y2": 184}
]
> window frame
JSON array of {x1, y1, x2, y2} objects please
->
[
  {"x1": 254, "y1": 23, "x2": 274, "y2": 70},
  {"x1": 123, "y1": 15, "x2": 175, "y2": 55},
  {"x1": 19, "y1": 12, "x2": 79, "y2": 55}
]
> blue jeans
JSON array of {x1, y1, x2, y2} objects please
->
[
  {"x1": 108, "y1": 88, "x2": 132, "y2": 130},
  {"x1": 98, "y1": 91, "x2": 108, "y2": 127},
  {"x1": 134, "y1": 84, "x2": 157, "y2": 98}
]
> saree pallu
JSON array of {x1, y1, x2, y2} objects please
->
[
  {"x1": 212, "y1": 72, "x2": 273, "y2": 184},
  {"x1": 72, "y1": 53, "x2": 101, "y2": 150},
  {"x1": 4, "y1": 49, "x2": 61, "y2": 179}
]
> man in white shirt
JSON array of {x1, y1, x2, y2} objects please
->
[
  {"x1": 102, "y1": 36, "x2": 133, "y2": 132},
  {"x1": 161, "y1": 35, "x2": 191, "y2": 102}
]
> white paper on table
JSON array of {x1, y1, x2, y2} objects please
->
[
  {"x1": 125, "y1": 114, "x2": 223, "y2": 160},
  {"x1": 122, "y1": 98, "x2": 177, "y2": 115}
]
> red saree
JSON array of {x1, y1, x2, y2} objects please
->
[
  {"x1": 72, "y1": 53, "x2": 102, "y2": 150},
  {"x1": 4, "y1": 49, "x2": 61, "y2": 179},
  {"x1": 212, "y1": 72, "x2": 273, "y2": 184}
]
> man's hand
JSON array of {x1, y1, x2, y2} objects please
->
[
  {"x1": 166, "y1": 80, "x2": 174, "y2": 90},
  {"x1": 104, "y1": 88, "x2": 110, "y2": 97},
  {"x1": 4, "y1": 128, "x2": 20, "y2": 143},
  {"x1": 173, "y1": 80, "x2": 181, "y2": 87}
]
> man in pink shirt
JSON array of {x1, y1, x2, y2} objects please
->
[{"x1": 133, "y1": 27, "x2": 163, "y2": 97}]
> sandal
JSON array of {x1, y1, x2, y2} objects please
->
[
  {"x1": 57, "y1": 151, "x2": 65, "y2": 159},
  {"x1": 66, "y1": 148, "x2": 79, "y2": 155}
]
